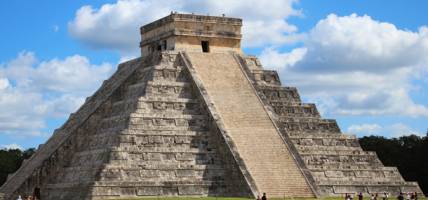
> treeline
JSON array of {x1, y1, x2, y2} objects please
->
[
  {"x1": 0, "y1": 135, "x2": 427, "y2": 194},
  {"x1": 0, "y1": 148, "x2": 35, "y2": 186},
  {"x1": 359, "y1": 134, "x2": 428, "y2": 195}
]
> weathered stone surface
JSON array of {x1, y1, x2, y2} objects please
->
[
  {"x1": 0, "y1": 13, "x2": 423, "y2": 200},
  {"x1": 239, "y1": 54, "x2": 423, "y2": 196}
]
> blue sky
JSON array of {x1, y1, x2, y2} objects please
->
[{"x1": 0, "y1": 0, "x2": 427, "y2": 150}]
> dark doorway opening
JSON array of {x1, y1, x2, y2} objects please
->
[
  {"x1": 201, "y1": 41, "x2": 210, "y2": 53},
  {"x1": 33, "y1": 187, "x2": 41, "y2": 199}
]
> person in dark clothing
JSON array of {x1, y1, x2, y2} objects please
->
[
  {"x1": 398, "y1": 192, "x2": 404, "y2": 200},
  {"x1": 358, "y1": 192, "x2": 364, "y2": 200},
  {"x1": 261, "y1": 192, "x2": 267, "y2": 200},
  {"x1": 383, "y1": 192, "x2": 389, "y2": 200}
]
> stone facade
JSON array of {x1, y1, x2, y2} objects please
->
[
  {"x1": 238, "y1": 55, "x2": 423, "y2": 196},
  {"x1": 140, "y1": 13, "x2": 242, "y2": 56},
  {"x1": 0, "y1": 13, "x2": 423, "y2": 199}
]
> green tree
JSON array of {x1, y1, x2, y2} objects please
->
[
  {"x1": 0, "y1": 148, "x2": 36, "y2": 186},
  {"x1": 359, "y1": 134, "x2": 428, "y2": 195}
]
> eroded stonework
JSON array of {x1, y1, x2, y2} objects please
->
[{"x1": 0, "y1": 13, "x2": 423, "y2": 199}]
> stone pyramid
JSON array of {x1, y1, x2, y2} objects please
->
[{"x1": 0, "y1": 13, "x2": 422, "y2": 200}]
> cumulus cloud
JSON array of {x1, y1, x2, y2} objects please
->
[
  {"x1": 68, "y1": 0, "x2": 301, "y2": 54},
  {"x1": 347, "y1": 123, "x2": 422, "y2": 138},
  {"x1": 347, "y1": 123, "x2": 382, "y2": 136},
  {"x1": 260, "y1": 13, "x2": 428, "y2": 117},
  {"x1": 0, "y1": 52, "x2": 113, "y2": 137}
]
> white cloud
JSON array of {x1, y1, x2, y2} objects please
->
[
  {"x1": 259, "y1": 47, "x2": 307, "y2": 70},
  {"x1": 347, "y1": 123, "x2": 382, "y2": 136},
  {"x1": 1, "y1": 143, "x2": 23, "y2": 150},
  {"x1": 260, "y1": 13, "x2": 428, "y2": 117},
  {"x1": 0, "y1": 52, "x2": 114, "y2": 137},
  {"x1": 388, "y1": 123, "x2": 423, "y2": 138},
  {"x1": 0, "y1": 78, "x2": 9, "y2": 90},
  {"x1": 347, "y1": 123, "x2": 422, "y2": 138},
  {"x1": 68, "y1": 0, "x2": 301, "y2": 54}
]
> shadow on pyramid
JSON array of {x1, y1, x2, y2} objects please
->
[{"x1": 0, "y1": 13, "x2": 422, "y2": 200}]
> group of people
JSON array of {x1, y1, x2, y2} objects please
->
[
  {"x1": 345, "y1": 192, "x2": 419, "y2": 200},
  {"x1": 397, "y1": 192, "x2": 419, "y2": 200},
  {"x1": 16, "y1": 195, "x2": 38, "y2": 200}
]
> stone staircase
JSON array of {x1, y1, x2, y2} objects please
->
[
  {"x1": 239, "y1": 55, "x2": 423, "y2": 195},
  {"x1": 184, "y1": 52, "x2": 315, "y2": 197}
]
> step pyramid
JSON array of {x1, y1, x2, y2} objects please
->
[{"x1": 0, "y1": 13, "x2": 422, "y2": 200}]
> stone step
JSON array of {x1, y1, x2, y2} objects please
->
[
  {"x1": 105, "y1": 160, "x2": 222, "y2": 170},
  {"x1": 186, "y1": 52, "x2": 314, "y2": 197},
  {"x1": 307, "y1": 162, "x2": 385, "y2": 171},
  {"x1": 256, "y1": 85, "x2": 301, "y2": 103},
  {"x1": 299, "y1": 149, "x2": 375, "y2": 156},
  {"x1": 145, "y1": 81, "x2": 193, "y2": 99},
  {"x1": 316, "y1": 180, "x2": 408, "y2": 186},
  {"x1": 280, "y1": 118, "x2": 341, "y2": 134},
  {"x1": 303, "y1": 154, "x2": 382, "y2": 164},
  {"x1": 127, "y1": 126, "x2": 208, "y2": 131},
  {"x1": 291, "y1": 138, "x2": 360, "y2": 147},
  {"x1": 129, "y1": 112, "x2": 207, "y2": 120},
  {"x1": 152, "y1": 66, "x2": 188, "y2": 82},
  {"x1": 250, "y1": 69, "x2": 282, "y2": 86},
  {"x1": 310, "y1": 169, "x2": 404, "y2": 181},
  {"x1": 127, "y1": 115, "x2": 208, "y2": 130},
  {"x1": 271, "y1": 103, "x2": 320, "y2": 118},
  {"x1": 120, "y1": 129, "x2": 209, "y2": 136},
  {"x1": 295, "y1": 145, "x2": 363, "y2": 152},
  {"x1": 289, "y1": 132, "x2": 356, "y2": 139}
]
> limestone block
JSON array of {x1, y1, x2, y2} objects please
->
[
  {"x1": 367, "y1": 186, "x2": 391, "y2": 194},
  {"x1": 119, "y1": 187, "x2": 137, "y2": 196},
  {"x1": 333, "y1": 186, "x2": 367, "y2": 194},
  {"x1": 354, "y1": 170, "x2": 384, "y2": 178},
  {"x1": 175, "y1": 153, "x2": 194, "y2": 161},
  {"x1": 140, "y1": 170, "x2": 159, "y2": 178},
  {"x1": 137, "y1": 186, "x2": 178, "y2": 196},
  {"x1": 143, "y1": 153, "x2": 162, "y2": 161},
  {"x1": 178, "y1": 185, "x2": 209, "y2": 195},
  {"x1": 325, "y1": 171, "x2": 345, "y2": 178},
  {"x1": 175, "y1": 169, "x2": 196, "y2": 177}
]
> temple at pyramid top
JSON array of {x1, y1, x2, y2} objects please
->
[{"x1": 139, "y1": 13, "x2": 242, "y2": 56}]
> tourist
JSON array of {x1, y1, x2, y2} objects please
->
[
  {"x1": 350, "y1": 193, "x2": 355, "y2": 200},
  {"x1": 383, "y1": 192, "x2": 389, "y2": 200},
  {"x1": 358, "y1": 192, "x2": 364, "y2": 200},
  {"x1": 371, "y1": 193, "x2": 376, "y2": 200},
  {"x1": 414, "y1": 192, "x2": 418, "y2": 200},
  {"x1": 411, "y1": 192, "x2": 415, "y2": 200},
  {"x1": 16, "y1": 195, "x2": 22, "y2": 200},
  {"x1": 256, "y1": 195, "x2": 261, "y2": 200},
  {"x1": 261, "y1": 192, "x2": 267, "y2": 200},
  {"x1": 398, "y1": 192, "x2": 404, "y2": 200},
  {"x1": 406, "y1": 192, "x2": 410, "y2": 200},
  {"x1": 375, "y1": 193, "x2": 379, "y2": 200}
]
